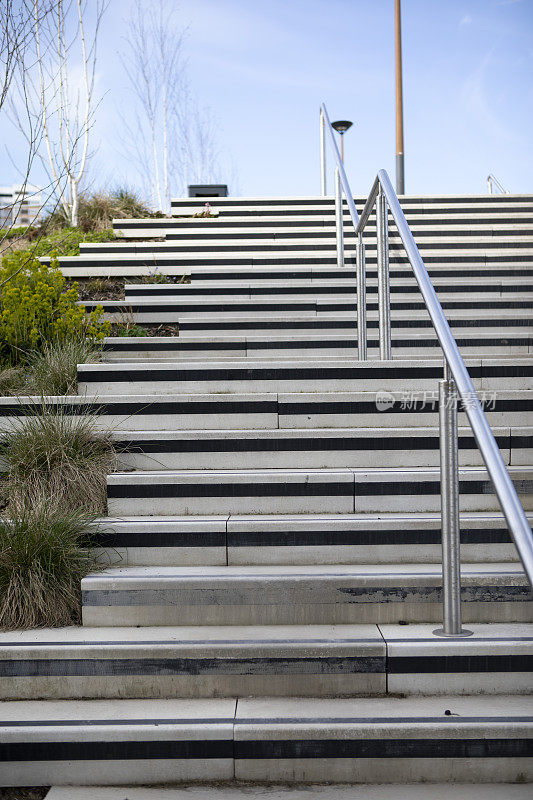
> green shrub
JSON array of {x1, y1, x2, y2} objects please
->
[
  {"x1": 0, "y1": 500, "x2": 101, "y2": 629},
  {"x1": 0, "y1": 254, "x2": 109, "y2": 366},
  {"x1": 0, "y1": 405, "x2": 116, "y2": 514},
  {"x1": 115, "y1": 323, "x2": 148, "y2": 337},
  {"x1": 0, "y1": 226, "x2": 38, "y2": 241}
]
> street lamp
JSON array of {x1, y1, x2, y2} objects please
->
[{"x1": 331, "y1": 120, "x2": 353, "y2": 162}]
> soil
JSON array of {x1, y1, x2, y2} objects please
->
[
  {"x1": 109, "y1": 323, "x2": 180, "y2": 337},
  {"x1": 73, "y1": 275, "x2": 191, "y2": 302},
  {"x1": 72, "y1": 278, "x2": 125, "y2": 301}
]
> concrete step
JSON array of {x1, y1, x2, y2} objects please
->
[
  {"x1": 0, "y1": 697, "x2": 237, "y2": 785},
  {"x1": 108, "y1": 425, "x2": 528, "y2": 471},
  {"x1": 123, "y1": 277, "x2": 533, "y2": 298},
  {"x1": 45, "y1": 248, "x2": 533, "y2": 271},
  {"x1": 170, "y1": 203, "x2": 533, "y2": 216},
  {"x1": 99, "y1": 332, "x2": 533, "y2": 360},
  {"x1": 43, "y1": 783, "x2": 533, "y2": 800},
  {"x1": 113, "y1": 212, "x2": 533, "y2": 238},
  {"x1": 174, "y1": 193, "x2": 533, "y2": 205},
  {"x1": 77, "y1": 357, "x2": 533, "y2": 396},
  {"x1": 54, "y1": 260, "x2": 533, "y2": 279},
  {"x1": 169, "y1": 192, "x2": 533, "y2": 206},
  {"x1": 106, "y1": 465, "x2": 533, "y2": 517},
  {"x1": 0, "y1": 623, "x2": 385, "y2": 699},
  {"x1": 183, "y1": 264, "x2": 533, "y2": 281},
  {"x1": 89, "y1": 512, "x2": 528, "y2": 567},
  {"x1": 77, "y1": 237, "x2": 533, "y2": 254},
  {"x1": 79, "y1": 223, "x2": 533, "y2": 248},
  {"x1": 3, "y1": 695, "x2": 532, "y2": 786},
  {"x1": 175, "y1": 312, "x2": 532, "y2": 336},
  {"x1": 230, "y1": 694, "x2": 533, "y2": 783},
  {"x1": 1, "y1": 623, "x2": 530, "y2": 700},
  {"x1": 84, "y1": 297, "x2": 533, "y2": 325},
  {"x1": 81, "y1": 563, "x2": 532, "y2": 626},
  {"x1": 3, "y1": 389, "x2": 529, "y2": 432}
]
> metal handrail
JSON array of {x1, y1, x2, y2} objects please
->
[
  {"x1": 320, "y1": 103, "x2": 533, "y2": 635},
  {"x1": 487, "y1": 174, "x2": 509, "y2": 194},
  {"x1": 376, "y1": 168, "x2": 533, "y2": 584},
  {"x1": 320, "y1": 104, "x2": 359, "y2": 226}
]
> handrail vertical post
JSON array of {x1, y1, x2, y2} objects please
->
[
  {"x1": 356, "y1": 233, "x2": 367, "y2": 360},
  {"x1": 335, "y1": 167, "x2": 345, "y2": 269},
  {"x1": 376, "y1": 185, "x2": 391, "y2": 359},
  {"x1": 435, "y1": 360, "x2": 472, "y2": 638},
  {"x1": 320, "y1": 109, "x2": 326, "y2": 196}
]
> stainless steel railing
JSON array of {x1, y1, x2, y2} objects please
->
[
  {"x1": 320, "y1": 103, "x2": 533, "y2": 636},
  {"x1": 487, "y1": 174, "x2": 509, "y2": 194}
]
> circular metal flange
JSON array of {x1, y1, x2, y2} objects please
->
[{"x1": 433, "y1": 628, "x2": 474, "y2": 637}]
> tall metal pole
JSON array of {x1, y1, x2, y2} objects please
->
[
  {"x1": 376, "y1": 186, "x2": 391, "y2": 360},
  {"x1": 320, "y1": 109, "x2": 326, "y2": 196},
  {"x1": 434, "y1": 360, "x2": 472, "y2": 638},
  {"x1": 356, "y1": 234, "x2": 367, "y2": 360},
  {"x1": 395, "y1": 0, "x2": 405, "y2": 195},
  {"x1": 335, "y1": 167, "x2": 345, "y2": 269}
]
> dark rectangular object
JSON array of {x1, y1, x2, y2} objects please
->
[{"x1": 188, "y1": 184, "x2": 228, "y2": 197}]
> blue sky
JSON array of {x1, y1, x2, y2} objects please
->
[{"x1": 2, "y1": 0, "x2": 532, "y2": 198}]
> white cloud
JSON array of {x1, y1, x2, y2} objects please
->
[{"x1": 460, "y1": 14, "x2": 473, "y2": 27}]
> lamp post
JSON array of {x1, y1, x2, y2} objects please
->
[
  {"x1": 332, "y1": 120, "x2": 353, "y2": 162},
  {"x1": 395, "y1": 0, "x2": 405, "y2": 194}
]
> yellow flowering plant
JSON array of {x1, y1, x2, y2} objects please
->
[{"x1": 0, "y1": 252, "x2": 110, "y2": 366}]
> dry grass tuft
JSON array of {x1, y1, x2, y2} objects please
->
[
  {"x1": 0, "y1": 405, "x2": 116, "y2": 514},
  {"x1": 44, "y1": 187, "x2": 151, "y2": 233},
  {"x1": 0, "y1": 500, "x2": 101, "y2": 630},
  {"x1": 25, "y1": 338, "x2": 101, "y2": 396},
  {"x1": 0, "y1": 367, "x2": 27, "y2": 396},
  {"x1": 0, "y1": 339, "x2": 102, "y2": 397}
]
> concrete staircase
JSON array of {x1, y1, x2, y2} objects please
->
[{"x1": 1, "y1": 193, "x2": 532, "y2": 788}]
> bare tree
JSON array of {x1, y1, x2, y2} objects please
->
[
  {"x1": 30, "y1": 0, "x2": 107, "y2": 227},
  {"x1": 0, "y1": 0, "x2": 66, "y2": 279},
  {"x1": 1, "y1": 1, "x2": 39, "y2": 112},
  {"x1": 181, "y1": 99, "x2": 221, "y2": 188},
  {"x1": 0, "y1": 1, "x2": 103, "y2": 288},
  {"x1": 120, "y1": 0, "x2": 222, "y2": 212},
  {"x1": 0, "y1": 2, "x2": 58, "y2": 235}
]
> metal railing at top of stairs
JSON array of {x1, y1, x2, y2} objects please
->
[
  {"x1": 319, "y1": 103, "x2": 533, "y2": 637},
  {"x1": 487, "y1": 174, "x2": 510, "y2": 194}
]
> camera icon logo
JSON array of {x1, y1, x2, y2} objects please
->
[{"x1": 375, "y1": 390, "x2": 395, "y2": 412}]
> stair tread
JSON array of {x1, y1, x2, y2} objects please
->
[
  {"x1": 3, "y1": 693, "x2": 531, "y2": 721},
  {"x1": 96, "y1": 510, "x2": 532, "y2": 523},
  {"x1": 108, "y1": 464, "x2": 533, "y2": 476},
  {"x1": 1, "y1": 622, "x2": 530, "y2": 647},
  {"x1": 42, "y1": 783, "x2": 533, "y2": 800},
  {"x1": 82, "y1": 562, "x2": 526, "y2": 579}
]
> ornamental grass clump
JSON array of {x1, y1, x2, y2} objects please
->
[
  {"x1": 0, "y1": 366, "x2": 27, "y2": 396},
  {"x1": 0, "y1": 406, "x2": 116, "y2": 515},
  {"x1": 0, "y1": 339, "x2": 102, "y2": 397},
  {"x1": 43, "y1": 187, "x2": 151, "y2": 233},
  {"x1": 26, "y1": 338, "x2": 102, "y2": 396},
  {"x1": 0, "y1": 500, "x2": 100, "y2": 630}
]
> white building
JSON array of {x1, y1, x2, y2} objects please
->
[{"x1": 0, "y1": 184, "x2": 42, "y2": 228}]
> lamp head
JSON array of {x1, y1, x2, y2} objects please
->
[{"x1": 332, "y1": 120, "x2": 353, "y2": 134}]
